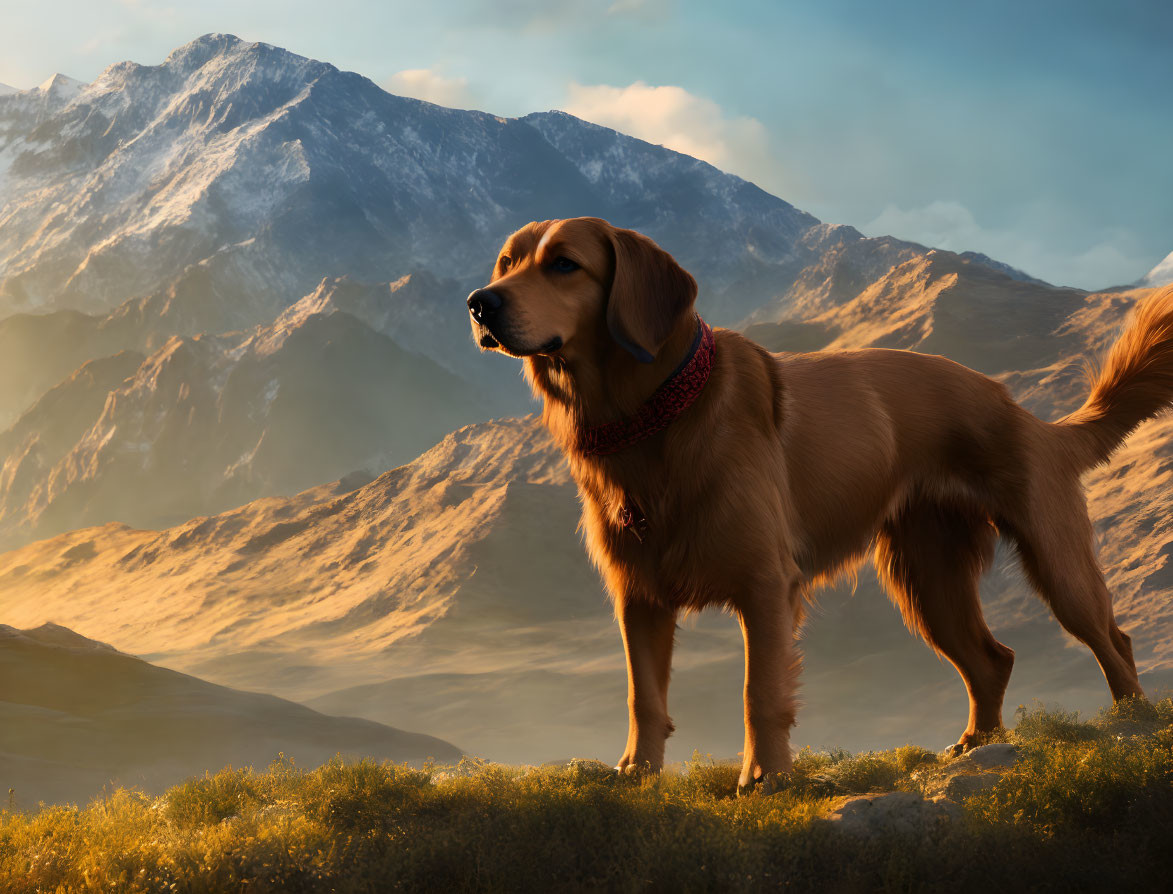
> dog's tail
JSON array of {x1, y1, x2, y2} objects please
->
[{"x1": 1055, "y1": 285, "x2": 1173, "y2": 471}]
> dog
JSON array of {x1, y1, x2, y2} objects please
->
[{"x1": 467, "y1": 216, "x2": 1173, "y2": 792}]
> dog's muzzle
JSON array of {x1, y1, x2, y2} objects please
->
[{"x1": 468, "y1": 288, "x2": 503, "y2": 348}]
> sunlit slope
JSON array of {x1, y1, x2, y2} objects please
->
[
  {"x1": 0, "y1": 418, "x2": 577, "y2": 684},
  {"x1": 0, "y1": 623, "x2": 461, "y2": 806}
]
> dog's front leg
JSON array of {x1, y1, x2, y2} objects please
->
[
  {"x1": 736, "y1": 578, "x2": 801, "y2": 794},
  {"x1": 614, "y1": 596, "x2": 676, "y2": 774}
]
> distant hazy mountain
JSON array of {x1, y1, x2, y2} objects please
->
[
  {"x1": 0, "y1": 623, "x2": 461, "y2": 806},
  {"x1": 0, "y1": 293, "x2": 482, "y2": 549},
  {"x1": 3, "y1": 289, "x2": 1171, "y2": 764}
]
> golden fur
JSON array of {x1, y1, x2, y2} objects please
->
[{"x1": 468, "y1": 216, "x2": 1173, "y2": 792}]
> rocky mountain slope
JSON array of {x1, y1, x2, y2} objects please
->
[
  {"x1": 0, "y1": 623, "x2": 461, "y2": 806},
  {"x1": 2, "y1": 283, "x2": 1171, "y2": 763},
  {"x1": 747, "y1": 249, "x2": 1092, "y2": 371}
]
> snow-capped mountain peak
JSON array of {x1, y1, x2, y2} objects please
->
[
  {"x1": 34, "y1": 73, "x2": 86, "y2": 101},
  {"x1": 1141, "y1": 251, "x2": 1173, "y2": 288}
]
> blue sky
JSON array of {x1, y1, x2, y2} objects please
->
[{"x1": 2, "y1": 0, "x2": 1170, "y2": 288}]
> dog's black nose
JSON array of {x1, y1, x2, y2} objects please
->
[{"x1": 467, "y1": 289, "x2": 503, "y2": 322}]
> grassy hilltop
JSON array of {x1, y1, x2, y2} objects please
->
[{"x1": 2, "y1": 701, "x2": 1171, "y2": 893}]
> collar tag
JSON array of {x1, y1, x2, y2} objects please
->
[{"x1": 618, "y1": 498, "x2": 649, "y2": 542}]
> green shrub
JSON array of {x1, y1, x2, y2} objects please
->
[
  {"x1": 824, "y1": 750, "x2": 902, "y2": 793},
  {"x1": 1012, "y1": 701, "x2": 1104, "y2": 744},
  {"x1": 679, "y1": 752, "x2": 741, "y2": 799},
  {"x1": 892, "y1": 744, "x2": 938, "y2": 775},
  {"x1": 165, "y1": 767, "x2": 264, "y2": 826}
]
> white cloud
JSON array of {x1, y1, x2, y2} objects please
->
[
  {"x1": 563, "y1": 80, "x2": 771, "y2": 177},
  {"x1": 865, "y1": 200, "x2": 982, "y2": 253},
  {"x1": 384, "y1": 68, "x2": 475, "y2": 109},
  {"x1": 864, "y1": 200, "x2": 1154, "y2": 290}
]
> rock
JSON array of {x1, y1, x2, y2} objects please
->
[
  {"x1": 820, "y1": 792, "x2": 961, "y2": 837},
  {"x1": 567, "y1": 759, "x2": 618, "y2": 782},
  {"x1": 540, "y1": 758, "x2": 618, "y2": 783},
  {"x1": 922, "y1": 743, "x2": 1023, "y2": 801},
  {"x1": 956, "y1": 743, "x2": 1021, "y2": 771},
  {"x1": 940, "y1": 771, "x2": 1003, "y2": 801}
]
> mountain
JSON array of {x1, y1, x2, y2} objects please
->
[
  {"x1": 0, "y1": 34, "x2": 1064, "y2": 545},
  {"x1": 0, "y1": 33, "x2": 1013, "y2": 334},
  {"x1": 0, "y1": 294, "x2": 483, "y2": 549},
  {"x1": 747, "y1": 249, "x2": 1091, "y2": 373},
  {"x1": 0, "y1": 417, "x2": 577, "y2": 700},
  {"x1": 3, "y1": 275, "x2": 1171, "y2": 763},
  {"x1": 1142, "y1": 250, "x2": 1173, "y2": 287},
  {"x1": 0, "y1": 622, "x2": 461, "y2": 806},
  {"x1": 0, "y1": 74, "x2": 85, "y2": 142},
  {"x1": 0, "y1": 264, "x2": 516, "y2": 428}
]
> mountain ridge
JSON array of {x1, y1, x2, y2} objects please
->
[{"x1": 0, "y1": 621, "x2": 462, "y2": 806}]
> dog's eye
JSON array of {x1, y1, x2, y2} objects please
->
[
  {"x1": 549, "y1": 256, "x2": 579, "y2": 274},
  {"x1": 499, "y1": 256, "x2": 512, "y2": 270}
]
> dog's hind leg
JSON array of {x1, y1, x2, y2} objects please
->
[
  {"x1": 1006, "y1": 486, "x2": 1144, "y2": 703},
  {"x1": 875, "y1": 501, "x2": 1016, "y2": 755}
]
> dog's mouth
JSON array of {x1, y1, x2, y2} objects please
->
[{"x1": 473, "y1": 320, "x2": 562, "y2": 357}]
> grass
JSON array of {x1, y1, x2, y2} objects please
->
[{"x1": 2, "y1": 700, "x2": 1171, "y2": 892}]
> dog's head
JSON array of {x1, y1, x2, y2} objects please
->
[{"x1": 467, "y1": 217, "x2": 697, "y2": 364}]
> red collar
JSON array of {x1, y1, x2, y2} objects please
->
[{"x1": 577, "y1": 316, "x2": 716, "y2": 457}]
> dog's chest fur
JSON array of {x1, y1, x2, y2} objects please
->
[
  {"x1": 564, "y1": 431, "x2": 793, "y2": 611},
  {"x1": 528, "y1": 333, "x2": 799, "y2": 610}
]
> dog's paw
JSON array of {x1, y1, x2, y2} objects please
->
[
  {"x1": 943, "y1": 728, "x2": 1008, "y2": 759},
  {"x1": 615, "y1": 756, "x2": 659, "y2": 778},
  {"x1": 737, "y1": 771, "x2": 787, "y2": 797}
]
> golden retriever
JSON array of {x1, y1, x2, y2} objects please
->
[{"x1": 467, "y1": 216, "x2": 1173, "y2": 792}]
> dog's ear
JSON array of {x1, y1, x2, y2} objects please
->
[{"x1": 605, "y1": 227, "x2": 698, "y2": 363}]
